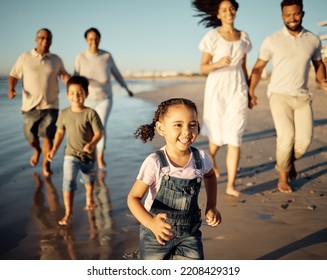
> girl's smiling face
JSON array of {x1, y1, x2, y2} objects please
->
[{"x1": 156, "y1": 104, "x2": 199, "y2": 153}]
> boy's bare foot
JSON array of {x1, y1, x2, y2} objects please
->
[
  {"x1": 58, "y1": 214, "x2": 71, "y2": 226},
  {"x1": 84, "y1": 203, "x2": 97, "y2": 211},
  {"x1": 277, "y1": 182, "x2": 292, "y2": 193},
  {"x1": 30, "y1": 149, "x2": 41, "y2": 167},
  {"x1": 42, "y1": 162, "x2": 53, "y2": 177},
  {"x1": 226, "y1": 188, "x2": 240, "y2": 197}
]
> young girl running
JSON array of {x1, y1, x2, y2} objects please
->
[{"x1": 127, "y1": 98, "x2": 221, "y2": 260}]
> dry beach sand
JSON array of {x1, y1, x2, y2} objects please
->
[{"x1": 0, "y1": 76, "x2": 326, "y2": 260}]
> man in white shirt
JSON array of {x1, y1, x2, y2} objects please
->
[
  {"x1": 249, "y1": 0, "x2": 327, "y2": 193},
  {"x1": 8, "y1": 28, "x2": 70, "y2": 177}
]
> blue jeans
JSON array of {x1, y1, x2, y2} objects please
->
[
  {"x1": 139, "y1": 213, "x2": 203, "y2": 260},
  {"x1": 62, "y1": 156, "x2": 96, "y2": 192}
]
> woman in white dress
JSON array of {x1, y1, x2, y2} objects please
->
[{"x1": 193, "y1": 0, "x2": 252, "y2": 197}]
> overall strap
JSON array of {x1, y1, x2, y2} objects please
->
[
  {"x1": 156, "y1": 147, "x2": 202, "y2": 170},
  {"x1": 155, "y1": 150, "x2": 169, "y2": 168},
  {"x1": 190, "y1": 146, "x2": 202, "y2": 170}
]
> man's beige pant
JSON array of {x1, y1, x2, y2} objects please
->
[{"x1": 269, "y1": 93, "x2": 313, "y2": 172}]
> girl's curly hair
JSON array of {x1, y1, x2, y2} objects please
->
[{"x1": 134, "y1": 98, "x2": 199, "y2": 143}]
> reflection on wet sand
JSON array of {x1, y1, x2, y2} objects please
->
[
  {"x1": 93, "y1": 171, "x2": 113, "y2": 245},
  {"x1": 84, "y1": 170, "x2": 115, "y2": 259},
  {"x1": 31, "y1": 170, "x2": 116, "y2": 259},
  {"x1": 32, "y1": 173, "x2": 66, "y2": 259}
]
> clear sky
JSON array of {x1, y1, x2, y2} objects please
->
[{"x1": 0, "y1": 0, "x2": 326, "y2": 75}]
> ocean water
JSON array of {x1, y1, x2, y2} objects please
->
[{"x1": 0, "y1": 76, "x2": 186, "y2": 259}]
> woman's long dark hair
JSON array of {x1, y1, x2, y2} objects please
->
[{"x1": 192, "y1": 0, "x2": 239, "y2": 28}]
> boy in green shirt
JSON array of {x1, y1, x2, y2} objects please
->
[{"x1": 47, "y1": 76, "x2": 103, "y2": 225}]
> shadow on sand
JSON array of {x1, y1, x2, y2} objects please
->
[{"x1": 257, "y1": 227, "x2": 327, "y2": 260}]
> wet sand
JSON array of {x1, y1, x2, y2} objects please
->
[
  {"x1": 1, "y1": 76, "x2": 327, "y2": 260},
  {"x1": 0, "y1": 92, "x2": 155, "y2": 260}
]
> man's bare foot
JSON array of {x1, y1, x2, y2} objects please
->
[
  {"x1": 42, "y1": 161, "x2": 53, "y2": 177},
  {"x1": 277, "y1": 182, "x2": 292, "y2": 193},
  {"x1": 226, "y1": 188, "x2": 240, "y2": 197},
  {"x1": 58, "y1": 214, "x2": 71, "y2": 226},
  {"x1": 30, "y1": 149, "x2": 41, "y2": 167}
]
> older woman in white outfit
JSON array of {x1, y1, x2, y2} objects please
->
[
  {"x1": 74, "y1": 27, "x2": 134, "y2": 169},
  {"x1": 193, "y1": 0, "x2": 252, "y2": 197}
]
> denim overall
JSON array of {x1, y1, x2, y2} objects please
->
[{"x1": 140, "y1": 147, "x2": 204, "y2": 260}]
